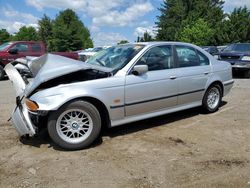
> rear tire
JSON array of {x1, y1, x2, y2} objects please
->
[
  {"x1": 48, "y1": 101, "x2": 101, "y2": 150},
  {"x1": 202, "y1": 84, "x2": 222, "y2": 113},
  {"x1": 0, "y1": 65, "x2": 4, "y2": 80}
]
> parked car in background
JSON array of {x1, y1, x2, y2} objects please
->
[
  {"x1": 0, "y1": 41, "x2": 79, "y2": 80},
  {"x1": 201, "y1": 46, "x2": 219, "y2": 56},
  {"x1": 218, "y1": 43, "x2": 250, "y2": 77},
  {"x1": 78, "y1": 46, "x2": 110, "y2": 62},
  {"x1": 217, "y1": 45, "x2": 227, "y2": 52},
  {"x1": 5, "y1": 42, "x2": 234, "y2": 150}
]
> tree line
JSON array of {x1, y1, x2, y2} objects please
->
[
  {"x1": 1, "y1": 1, "x2": 250, "y2": 48},
  {"x1": 156, "y1": 0, "x2": 250, "y2": 46},
  {"x1": 0, "y1": 9, "x2": 93, "y2": 51}
]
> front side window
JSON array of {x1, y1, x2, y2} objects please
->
[
  {"x1": 136, "y1": 45, "x2": 174, "y2": 71},
  {"x1": 176, "y1": 46, "x2": 202, "y2": 67},
  {"x1": 11, "y1": 43, "x2": 28, "y2": 52}
]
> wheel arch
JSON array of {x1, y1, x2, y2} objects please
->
[
  {"x1": 206, "y1": 80, "x2": 224, "y2": 96},
  {"x1": 54, "y1": 96, "x2": 111, "y2": 129}
]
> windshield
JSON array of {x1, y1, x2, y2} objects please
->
[
  {"x1": 87, "y1": 44, "x2": 145, "y2": 70},
  {"x1": 223, "y1": 44, "x2": 250, "y2": 52},
  {"x1": 0, "y1": 42, "x2": 12, "y2": 51}
]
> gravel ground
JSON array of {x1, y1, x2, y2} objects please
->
[{"x1": 0, "y1": 79, "x2": 250, "y2": 188}]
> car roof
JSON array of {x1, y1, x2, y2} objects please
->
[{"x1": 132, "y1": 41, "x2": 202, "y2": 49}]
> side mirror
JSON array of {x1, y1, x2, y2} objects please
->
[
  {"x1": 8, "y1": 48, "x2": 18, "y2": 54},
  {"x1": 132, "y1": 65, "x2": 148, "y2": 76}
]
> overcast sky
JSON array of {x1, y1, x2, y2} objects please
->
[{"x1": 0, "y1": 0, "x2": 250, "y2": 46}]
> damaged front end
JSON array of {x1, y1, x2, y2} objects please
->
[
  {"x1": 11, "y1": 97, "x2": 37, "y2": 135},
  {"x1": 5, "y1": 54, "x2": 113, "y2": 137},
  {"x1": 5, "y1": 62, "x2": 37, "y2": 136}
]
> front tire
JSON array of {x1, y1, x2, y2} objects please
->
[
  {"x1": 48, "y1": 101, "x2": 101, "y2": 150},
  {"x1": 202, "y1": 84, "x2": 222, "y2": 113},
  {"x1": 0, "y1": 65, "x2": 5, "y2": 80}
]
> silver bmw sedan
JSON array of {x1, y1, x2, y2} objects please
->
[{"x1": 5, "y1": 42, "x2": 234, "y2": 150}]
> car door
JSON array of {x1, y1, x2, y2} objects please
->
[
  {"x1": 125, "y1": 45, "x2": 178, "y2": 117},
  {"x1": 174, "y1": 45, "x2": 211, "y2": 105}
]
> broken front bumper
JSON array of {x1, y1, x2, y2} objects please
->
[{"x1": 12, "y1": 104, "x2": 36, "y2": 136}]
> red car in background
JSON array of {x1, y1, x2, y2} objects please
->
[{"x1": 0, "y1": 41, "x2": 79, "y2": 80}]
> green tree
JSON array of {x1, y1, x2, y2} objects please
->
[
  {"x1": 137, "y1": 31, "x2": 154, "y2": 42},
  {"x1": 156, "y1": 0, "x2": 186, "y2": 41},
  {"x1": 0, "y1": 29, "x2": 11, "y2": 44},
  {"x1": 225, "y1": 6, "x2": 250, "y2": 43},
  {"x1": 38, "y1": 14, "x2": 53, "y2": 51},
  {"x1": 50, "y1": 9, "x2": 93, "y2": 51},
  {"x1": 12, "y1": 26, "x2": 39, "y2": 41},
  {"x1": 117, "y1": 40, "x2": 129, "y2": 45},
  {"x1": 156, "y1": 0, "x2": 225, "y2": 44},
  {"x1": 179, "y1": 18, "x2": 214, "y2": 46}
]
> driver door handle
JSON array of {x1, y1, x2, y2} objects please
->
[{"x1": 170, "y1": 76, "x2": 177, "y2": 80}]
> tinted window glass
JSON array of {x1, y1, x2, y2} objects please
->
[
  {"x1": 176, "y1": 46, "x2": 200, "y2": 67},
  {"x1": 11, "y1": 43, "x2": 28, "y2": 52},
  {"x1": 32, "y1": 43, "x2": 41, "y2": 52},
  {"x1": 136, "y1": 45, "x2": 174, "y2": 71}
]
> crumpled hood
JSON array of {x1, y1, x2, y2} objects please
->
[
  {"x1": 5, "y1": 53, "x2": 112, "y2": 97},
  {"x1": 25, "y1": 54, "x2": 112, "y2": 96}
]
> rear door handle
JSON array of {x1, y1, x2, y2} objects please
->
[
  {"x1": 204, "y1": 72, "x2": 209, "y2": 75},
  {"x1": 170, "y1": 76, "x2": 177, "y2": 80}
]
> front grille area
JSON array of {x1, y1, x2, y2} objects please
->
[{"x1": 220, "y1": 55, "x2": 241, "y2": 60}]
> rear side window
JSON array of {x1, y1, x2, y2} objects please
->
[
  {"x1": 176, "y1": 46, "x2": 209, "y2": 67},
  {"x1": 32, "y1": 43, "x2": 42, "y2": 52}
]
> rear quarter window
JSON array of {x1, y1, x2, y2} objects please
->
[{"x1": 197, "y1": 51, "x2": 210, "y2": 65}]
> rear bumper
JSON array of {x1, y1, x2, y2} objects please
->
[{"x1": 11, "y1": 104, "x2": 36, "y2": 136}]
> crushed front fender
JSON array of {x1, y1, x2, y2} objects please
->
[{"x1": 11, "y1": 104, "x2": 36, "y2": 136}]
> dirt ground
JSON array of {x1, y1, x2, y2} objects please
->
[{"x1": 0, "y1": 79, "x2": 250, "y2": 188}]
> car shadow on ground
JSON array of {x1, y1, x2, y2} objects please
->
[
  {"x1": 233, "y1": 72, "x2": 249, "y2": 79},
  {"x1": 20, "y1": 101, "x2": 227, "y2": 151},
  {"x1": 104, "y1": 101, "x2": 227, "y2": 138}
]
